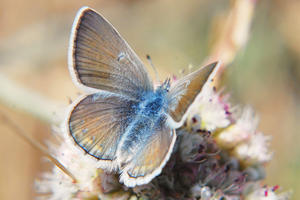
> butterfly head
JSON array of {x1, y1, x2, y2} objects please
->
[{"x1": 159, "y1": 78, "x2": 171, "y2": 93}]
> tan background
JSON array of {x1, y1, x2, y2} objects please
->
[{"x1": 0, "y1": 0, "x2": 299, "y2": 199}]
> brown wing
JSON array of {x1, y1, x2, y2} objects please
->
[
  {"x1": 67, "y1": 93, "x2": 137, "y2": 169},
  {"x1": 167, "y1": 62, "x2": 218, "y2": 125},
  {"x1": 69, "y1": 7, "x2": 153, "y2": 99}
]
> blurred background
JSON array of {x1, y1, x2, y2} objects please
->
[{"x1": 0, "y1": 0, "x2": 299, "y2": 199}]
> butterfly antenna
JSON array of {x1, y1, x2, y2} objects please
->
[
  {"x1": 146, "y1": 54, "x2": 160, "y2": 83},
  {"x1": 0, "y1": 112, "x2": 78, "y2": 183}
]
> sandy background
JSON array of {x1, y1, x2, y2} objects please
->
[{"x1": 0, "y1": 0, "x2": 299, "y2": 199}]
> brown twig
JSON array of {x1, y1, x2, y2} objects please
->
[
  {"x1": 0, "y1": 74, "x2": 65, "y2": 125},
  {"x1": 0, "y1": 112, "x2": 77, "y2": 183},
  {"x1": 206, "y1": 0, "x2": 257, "y2": 84}
]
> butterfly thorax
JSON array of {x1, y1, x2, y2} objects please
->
[
  {"x1": 136, "y1": 79, "x2": 170, "y2": 118},
  {"x1": 138, "y1": 89, "x2": 168, "y2": 118}
]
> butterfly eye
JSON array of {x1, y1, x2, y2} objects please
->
[
  {"x1": 164, "y1": 83, "x2": 170, "y2": 92},
  {"x1": 164, "y1": 78, "x2": 171, "y2": 92},
  {"x1": 166, "y1": 85, "x2": 170, "y2": 92}
]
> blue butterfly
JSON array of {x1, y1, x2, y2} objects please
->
[{"x1": 67, "y1": 6, "x2": 218, "y2": 187}]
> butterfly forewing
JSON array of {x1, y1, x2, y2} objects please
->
[
  {"x1": 68, "y1": 93, "x2": 137, "y2": 164},
  {"x1": 69, "y1": 7, "x2": 153, "y2": 99},
  {"x1": 167, "y1": 62, "x2": 218, "y2": 125}
]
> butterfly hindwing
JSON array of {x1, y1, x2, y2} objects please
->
[
  {"x1": 167, "y1": 62, "x2": 218, "y2": 127},
  {"x1": 119, "y1": 125, "x2": 176, "y2": 187},
  {"x1": 67, "y1": 93, "x2": 137, "y2": 169},
  {"x1": 69, "y1": 7, "x2": 153, "y2": 99}
]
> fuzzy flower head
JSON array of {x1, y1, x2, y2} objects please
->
[
  {"x1": 186, "y1": 85, "x2": 232, "y2": 132},
  {"x1": 216, "y1": 106, "x2": 259, "y2": 148},
  {"x1": 216, "y1": 107, "x2": 273, "y2": 165},
  {"x1": 245, "y1": 185, "x2": 292, "y2": 200},
  {"x1": 234, "y1": 132, "x2": 273, "y2": 165},
  {"x1": 36, "y1": 63, "x2": 287, "y2": 199}
]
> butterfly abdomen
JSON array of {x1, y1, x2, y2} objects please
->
[
  {"x1": 118, "y1": 114, "x2": 167, "y2": 161},
  {"x1": 117, "y1": 91, "x2": 169, "y2": 160}
]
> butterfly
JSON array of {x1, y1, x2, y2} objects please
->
[{"x1": 66, "y1": 6, "x2": 218, "y2": 187}]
